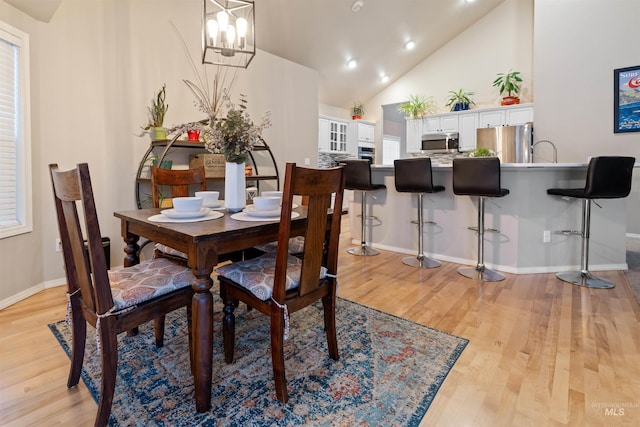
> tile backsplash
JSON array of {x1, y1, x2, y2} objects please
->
[{"x1": 318, "y1": 152, "x2": 356, "y2": 169}]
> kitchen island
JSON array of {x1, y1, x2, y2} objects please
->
[{"x1": 349, "y1": 163, "x2": 629, "y2": 274}]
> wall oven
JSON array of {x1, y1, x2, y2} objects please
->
[{"x1": 358, "y1": 143, "x2": 375, "y2": 162}]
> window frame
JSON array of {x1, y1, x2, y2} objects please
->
[{"x1": 0, "y1": 20, "x2": 32, "y2": 239}]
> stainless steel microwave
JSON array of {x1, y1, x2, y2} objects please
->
[{"x1": 421, "y1": 132, "x2": 459, "y2": 153}]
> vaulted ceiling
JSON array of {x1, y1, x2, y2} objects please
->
[
  {"x1": 6, "y1": 0, "x2": 506, "y2": 108},
  {"x1": 255, "y1": 0, "x2": 506, "y2": 108}
]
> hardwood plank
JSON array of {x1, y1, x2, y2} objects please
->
[{"x1": 1, "y1": 215, "x2": 639, "y2": 425}]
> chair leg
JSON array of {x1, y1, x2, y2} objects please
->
[
  {"x1": 95, "y1": 327, "x2": 118, "y2": 427},
  {"x1": 153, "y1": 315, "x2": 165, "y2": 348},
  {"x1": 220, "y1": 284, "x2": 236, "y2": 364},
  {"x1": 556, "y1": 199, "x2": 615, "y2": 289},
  {"x1": 458, "y1": 197, "x2": 505, "y2": 282},
  {"x1": 67, "y1": 304, "x2": 86, "y2": 388},
  {"x1": 347, "y1": 191, "x2": 380, "y2": 256},
  {"x1": 270, "y1": 305, "x2": 288, "y2": 403},
  {"x1": 322, "y1": 293, "x2": 339, "y2": 360},
  {"x1": 403, "y1": 193, "x2": 440, "y2": 268}
]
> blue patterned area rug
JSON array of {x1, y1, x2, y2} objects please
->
[{"x1": 49, "y1": 297, "x2": 468, "y2": 426}]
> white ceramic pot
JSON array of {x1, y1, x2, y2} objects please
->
[{"x1": 225, "y1": 162, "x2": 246, "y2": 213}]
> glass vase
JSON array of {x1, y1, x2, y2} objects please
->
[{"x1": 225, "y1": 161, "x2": 246, "y2": 213}]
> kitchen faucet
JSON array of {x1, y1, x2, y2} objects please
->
[{"x1": 532, "y1": 139, "x2": 558, "y2": 163}]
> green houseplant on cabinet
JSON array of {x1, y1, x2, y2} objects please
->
[
  {"x1": 396, "y1": 94, "x2": 436, "y2": 119},
  {"x1": 445, "y1": 89, "x2": 476, "y2": 112},
  {"x1": 492, "y1": 70, "x2": 522, "y2": 106},
  {"x1": 143, "y1": 84, "x2": 169, "y2": 141},
  {"x1": 351, "y1": 101, "x2": 365, "y2": 120}
]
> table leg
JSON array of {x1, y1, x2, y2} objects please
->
[
  {"x1": 123, "y1": 233, "x2": 140, "y2": 267},
  {"x1": 191, "y1": 267, "x2": 214, "y2": 413}
]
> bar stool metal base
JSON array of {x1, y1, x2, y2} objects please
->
[
  {"x1": 403, "y1": 255, "x2": 440, "y2": 269},
  {"x1": 458, "y1": 266, "x2": 505, "y2": 282},
  {"x1": 347, "y1": 244, "x2": 380, "y2": 256},
  {"x1": 556, "y1": 271, "x2": 615, "y2": 289}
]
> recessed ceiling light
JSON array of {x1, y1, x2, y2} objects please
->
[
  {"x1": 380, "y1": 74, "x2": 389, "y2": 83},
  {"x1": 347, "y1": 59, "x2": 357, "y2": 69},
  {"x1": 352, "y1": 0, "x2": 365, "y2": 13},
  {"x1": 405, "y1": 40, "x2": 415, "y2": 51}
]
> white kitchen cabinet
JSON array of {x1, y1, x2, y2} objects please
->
[
  {"x1": 406, "y1": 118, "x2": 423, "y2": 153},
  {"x1": 318, "y1": 116, "x2": 348, "y2": 153},
  {"x1": 458, "y1": 112, "x2": 479, "y2": 151},
  {"x1": 318, "y1": 117, "x2": 330, "y2": 152},
  {"x1": 478, "y1": 104, "x2": 534, "y2": 128},
  {"x1": 506, "y1": 106, "x2": 534, "y2": 125},
  {"x1": 348, "y1": 120, "x2": 374, "y2": 157},
  {"x1": 423, "y1": 115, "x2": 458, "y2": 133},
  {"x1": 349, "y1": 120, "x2": 375, "y2": 143}
]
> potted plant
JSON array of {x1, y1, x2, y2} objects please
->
[
  {"x1": 445, "y1": 89, "x2": 475, "y2": 112},
  {"x1": 351, "y1": 101, "x2": 365, "y2": 120},
  {"x1": 396, "y1": 94, "x2": 436, "y2": 119},
  {"x1": 492, "y1": 70, "x2": 522, "y2": 106},
  {"x1": 143, "y1": 84, "x2": 169, "y2": 141}
]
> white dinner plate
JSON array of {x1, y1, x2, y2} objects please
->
[
  {"x1": 243, "y1": 205, "x2": 281, "y2": 218},
  {"x1": 161, "y1": 207, "x2": 211, "y2": 219},
  {"x1": 203, "y1": 200, "x2": 224, "y2": 208}
]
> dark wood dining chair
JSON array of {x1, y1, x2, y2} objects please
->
[
  {"x1": 49, "y1": 163, "x2": 195, "y2": 427},
  {"x1": 150, "y1": 165, "x2": 207, "y2": 262},
  {"x1": 216, "y1": 163, "x2": 346, "y2": 403}
]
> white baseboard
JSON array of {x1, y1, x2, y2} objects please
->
[{"x1": 0, "y1": 277, "x2": 66, "y2": 310}]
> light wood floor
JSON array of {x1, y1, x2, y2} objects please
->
[{"x1": 2, "y1": 216, "x2": 640, "y2": 426}]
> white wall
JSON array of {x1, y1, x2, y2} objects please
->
[
  {"x1": 0, "y1": 0, "x2": 319, "y2": 306},
  {"x1": 533, "y1": 0, "x2": 639, "y2": 233}
]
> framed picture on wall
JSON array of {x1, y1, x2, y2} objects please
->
[{"x1": 614, "y1": 65, "x2": 640, "y2": 133}]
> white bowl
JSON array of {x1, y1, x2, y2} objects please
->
[
  {"x1": 195, "y1": 191, "x2": 220, "y2": 207},
  {"x1": 253, "y1": 196, "x2": 281, "y2": 212},
  {"x1": 172, "y1": 197, "x2": 203, "y2": 212}
]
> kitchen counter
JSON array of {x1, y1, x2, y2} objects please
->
[{"x1": 350, "y1": 163, "x2": 629, "y2": 274}]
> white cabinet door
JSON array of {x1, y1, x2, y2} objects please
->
[
  {"x1": 440, "y1": 115, "x2": 459, "y2": 132},
  {"x1": 506, "y1": 107, "x2": 534, "y2": 125},
  {"x1": 406, "y1": 119, "x2": 423, "y2": 153},
  {"x1": 336, "y1": 122, "x2": 348, "y2": 152},
  {"x1": 423, "y1": 115, "x2": 459, "y2": 132},
  {"x1": 423, "y1": 116, "x2": 439, "y2": 133},
  {"x1": 478, "y1": 110, "x2": 505, "y2": 128},
  {"x1": 478, "y1": 105, "x2": 534, "y2": 127},
  {"x1": 458, "y1": 113, "x2": 479, "y2": 151},
  {"x1": 357, "y1": 122, "x2": 375, "y2": 142},
  {"x1": 318, "y1": 118, "x2": 330, "y2": 152}
]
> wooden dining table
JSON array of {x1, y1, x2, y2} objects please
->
[{"x1": 113, "y1": 206, "x2": 308, "y2": 412}]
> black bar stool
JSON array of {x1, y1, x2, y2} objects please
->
[
  {"x1": 341, "y1": 160, "x2": 386, "y2": 256},
  {"x1": 394, "y1": 158, "x2": 445, "y2": 268},
  {"x1": 453, "y1": 157, "x2": 509, "y2": 282},
  {"x1": 547, "y1": 156, "x2": 635, "y2": 289}
]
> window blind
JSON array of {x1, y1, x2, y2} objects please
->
[
  {"x1": 0, "y1": 22, "x2": 31, "y2": 238},
  {"x1": 0, "y1": 37, "x2": 18, "y2": 229}
]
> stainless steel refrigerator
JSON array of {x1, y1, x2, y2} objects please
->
[{"x1": 476, "y1": 123, "x2": 534, "y2": 163}]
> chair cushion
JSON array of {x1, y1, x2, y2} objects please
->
[
  {"x1": 108, "y1": 258, "x2": 194, "y2": 310},
  {"x1": 254, "y1": 236, "x2": 306, "y2": 255},
  {"x1": 154, "y1": 243, "x2": 187, "y2": 260},
  {"x1": 215, "y1": 252, "x2": 327, "y2": 301}
]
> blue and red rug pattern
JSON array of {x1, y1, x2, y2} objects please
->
[{"x1": 49, "y1": 297, "x2": 468, "y2": 426}]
